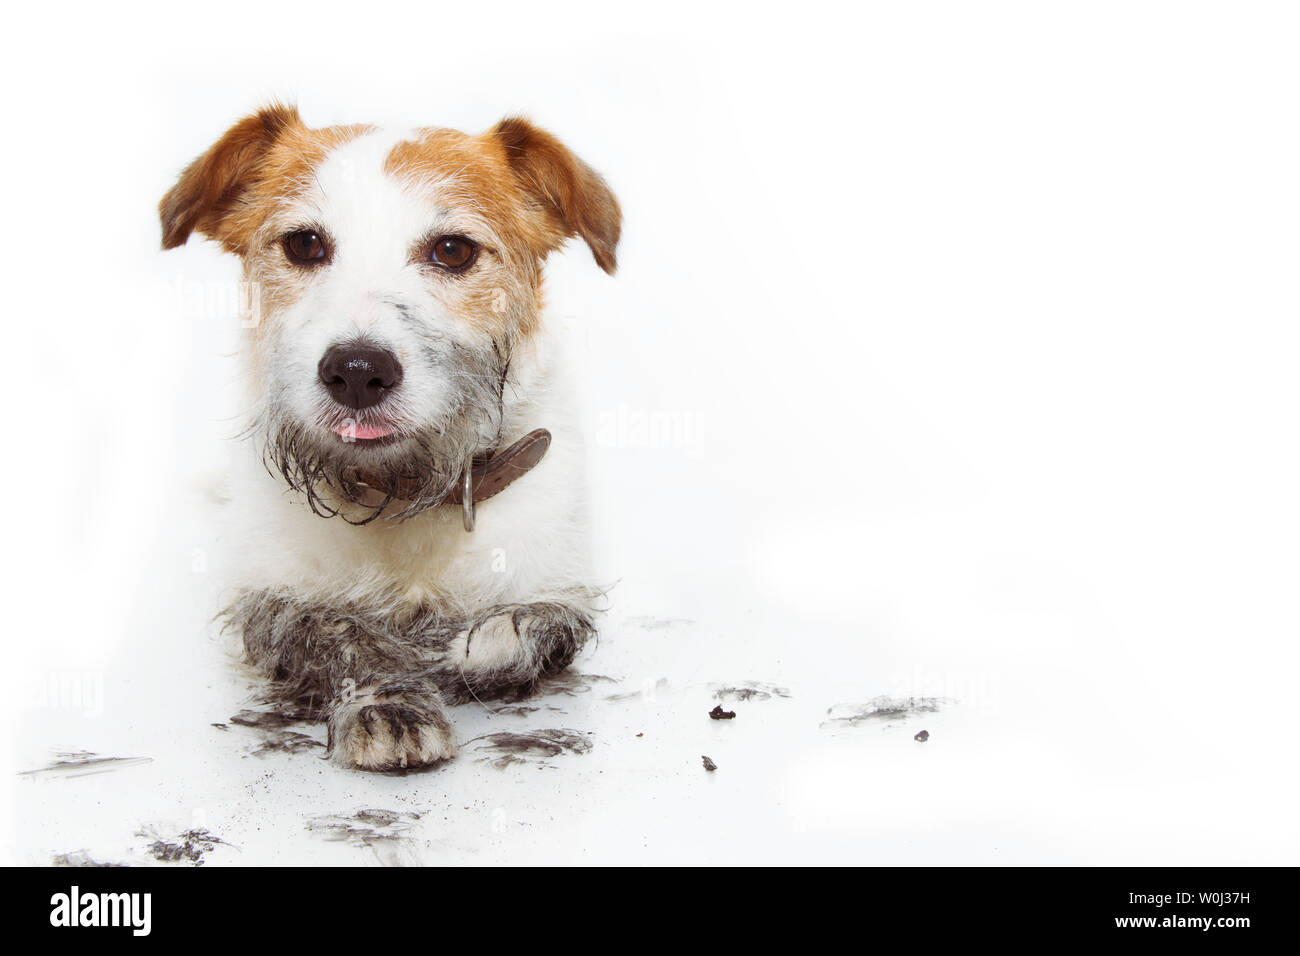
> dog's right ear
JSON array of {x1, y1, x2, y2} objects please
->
[{"x1": 159, "y1": 104, "x2": 302, "y2": 252}]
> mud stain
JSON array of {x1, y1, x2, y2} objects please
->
[
  {"x1": 307, "y1": 809, "x2": 421, "y2": 865},
  {"x1": 605, "y1": 678, "x2": 669, "y2": 703},
  {"x1": 526, "y1": 670, "x2": 618, "y2": 699},
  {"x1": 52, "y1": 850, "x2": 127, "y2": 867},
  {"x1": 623, "y1": 615, "x2": 695, "y2": 631},
  {"x1": 20, "y1": 751, "x2": 153, "y2": 779},
  {"x1": 225, "y1": 704, "x2": 325, "y2": 757},
  {"x1": 247, "y1": 730, "x2": 325, "y2": 757},
  {"x1": 229, "y1": 706, "x2": 313, "y2": 730},
  {"x1": 821, "y1": 696, "x2": 948, "y2": 729},
  {"x1": 489, "y1": 703, "x2": 565, "y2": 716},
  {"x1": 470, "y1": 729, "x2": 594, "y2": 769},
  {"x1": 138, "y1": 827, "x2": 233, "y2": 866},
  {"x1": 711, "y1": 682, "x2": 792, "y2": 702}
]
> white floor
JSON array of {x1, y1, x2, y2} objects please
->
[{"x1": 9, "y1": 468, "x2": 1298, "y2": 866}]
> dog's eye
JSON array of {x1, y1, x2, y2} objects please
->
[
  {"x1": 428, "y1": 235, "x2": 478, "y2": 272},
  {"x1": 284, "y1": 230, "x2": 328, "y2": 265}
]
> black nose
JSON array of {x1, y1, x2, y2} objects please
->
[{"x1": 317, "y1": 344, "x2": 403, "y2": 410}]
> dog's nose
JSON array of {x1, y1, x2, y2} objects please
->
[{"x1": 318, "y1": 344, "x2": 403, "y2": 409}]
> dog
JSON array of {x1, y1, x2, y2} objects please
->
[{"x1": 159, "y1": 104, "x2": 620, "y2": 771}]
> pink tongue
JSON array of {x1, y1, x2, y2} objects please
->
[{"x1": 336, "y1": 422, "x2": 394, "y2": 441}]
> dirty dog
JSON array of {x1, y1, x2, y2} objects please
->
[{"x1": 159, "y1": 104, "x2": 619, "y2": 771}]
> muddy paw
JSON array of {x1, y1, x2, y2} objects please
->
[
  {"x1": 459, "y1": 603, "x2": 592, "y2": 675},
  {"x1": 326, "y1": 699, "x2": 457, "y2": 772}
]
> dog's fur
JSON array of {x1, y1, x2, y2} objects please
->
[{"x1": 160, "y1": 105, "x2": 619, "y2": 771}]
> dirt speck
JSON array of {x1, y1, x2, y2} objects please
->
[
  {"x1": 914, "y1": 729, "x2": 931, "y2": 742},
  {"x1": 702, "y1": 755, "x2": 718, "y2": 771},
  {"x1": 709, "y1": 705, "x2": 736, "y2": 720}
]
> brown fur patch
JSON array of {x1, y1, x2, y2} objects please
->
[
  {"x1": 159, "y1": 104, "x2": 373, "y2": 255},
  {"x1": 490, "y1": 117, "x2": 621, "y2": 275},
  {"x1": 383, "y1": 128, "x2": 550, "y2": 342},
  {"x1": 381, "y1": 121, "x2": 620, "y2": 343},
  {"x1": 385, "y1": 121, "x2": 619, "y2": 270}
]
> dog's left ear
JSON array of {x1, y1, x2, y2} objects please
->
[{"x1": 490, "y1": 118, "x2": 621, "y2": 275}]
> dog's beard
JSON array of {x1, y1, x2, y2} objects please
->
[
  {"x1": 261, "y1": 412, "x2": 489, "y2": 525},
  {"x1": 256, "y1": 334, "x2": 512, "y2": 524}
]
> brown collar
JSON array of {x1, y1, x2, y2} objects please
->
[
  {"x1": 447, "y1": 428, "x2": 552, "y2": 505},
  {"x1": 350, "y1": 428, "x2": 551, "y2": 530}
]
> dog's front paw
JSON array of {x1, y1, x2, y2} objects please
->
[
  {"x1": 459, "y1": 602, "x2": 593, "y2": 674},
  {"x1": 326, "y1": 695, "x2": 457, "y2": 772}
]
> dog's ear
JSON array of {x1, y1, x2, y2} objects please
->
[
  {"x1": 159, "y1": 103, "x2": 302, "y2": 252},
  {"x1": 490, "y1": 118, "x2": 621, "y2": 275}
]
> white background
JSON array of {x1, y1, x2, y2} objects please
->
[{"x1": 3, "y1": 1, "x2": 1298, "y2": 864}]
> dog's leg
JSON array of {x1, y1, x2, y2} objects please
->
[
  {"x1": 228, "y1": 590, "x2": 460, "y2": 771},
  {"x1": 421, "y1": 601, "x2": 596, "y2": 705},
  {"x1": 226, "y1": 591, "x2": 595, "y2": 768}
]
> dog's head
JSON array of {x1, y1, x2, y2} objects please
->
[{"x1": 160, "y1": 104, "x2": 619, "y2": 522}]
